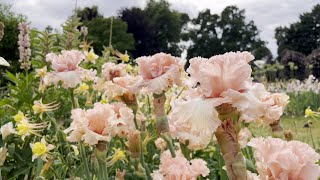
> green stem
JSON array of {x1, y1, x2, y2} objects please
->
[
  {"x1": 140, "y1": 122, "x2": 151, "y2": 179},
  {"x1": 79, "y1": 143, "x2": 91, "y2": 180},
  {"x1": 161, "y1": 134, "x2": 176, "y2": 158},
  {"x1": 98, "y1": 159, "x2": 108, "y2": 180},
  {"x1": 36, "y1": 158, "x2": 43, "y2": 177},
  {"x1": 309, "y1": 127, "x2": 316, "y2": 149},
  {"x1": 69, "y1": 89, "x2": 77, "y2": 108}
]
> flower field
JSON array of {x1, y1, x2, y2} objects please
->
[{"x1": 0, "y1": 9, "x2": 320, "y2": 180}]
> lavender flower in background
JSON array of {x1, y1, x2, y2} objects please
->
[
  {"x1": 0, "y1": 22, "x2": 5, "y2": 41},
  {"x1": 18, "y1": 22, "x2": 31, "y2": 70}
]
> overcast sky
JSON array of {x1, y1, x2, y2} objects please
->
[{"x1": 2, "y1": 0, "x2": 320, "y2": 57}]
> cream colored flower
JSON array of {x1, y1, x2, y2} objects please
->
[
  {"x1": 32, "y1": 99, "x2": 59, "y2": 118},
  {"x1": 35, "y1": 66, "x2": 47, "y2": 78},
  {"x1": 16, "y1": 119, "x2": 46, "y2": 140},
  {"x1": 0, "y1": 56, "x2": 10, "y2": 67},
  {"x1": 0, "y1": 145, "x2": 8, "y2": 166},
  {"x1": 13, "y1": 111, "x2": 26, "y2": 122},
  {"x1": 84, "y1": 49, "x2": 99, "y2": 64},
  {"x1": 30, "y1": 137, "x2": 54, "y2": 161},
  {"x1": 0, "y1": 122, "x2": 17, "y2": 139}
]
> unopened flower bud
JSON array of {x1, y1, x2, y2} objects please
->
[{"x1": 128, "y1": 130, "x2": 141, "y2": 158}]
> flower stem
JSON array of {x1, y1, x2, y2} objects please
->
[
  {"x1": 69, "y1": 89, "x2": 77, "y2": 109},
  {"x1": 161, "y1": 133, "x2": 176, "y2": 158},
  {"x1": 95, "y1": 142, "x2": 109, "y2": 180},
  {"x1": 36, "y1": 158, "x2": 43, "y2": 177},
  {"x1": 79, "y1": 143, "x2": 91, "y2": 180}
]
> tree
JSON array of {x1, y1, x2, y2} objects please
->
[
  {"x1": 76, "y1": 6, "x2": 103, "y2": 22},
  {"x1": 119, "y1": 0, "x2": 189, "y2": 58},
  {"x1": 82, "y1": 17, "x2": 134, "y2": 54},
  {"x1": 186, "y1": 6, "x2": 271, "y2": 63},
  {"x1": 77, "y1": 7, "x2": 134, "y2": 54},
  {"x1": 275, "y1": 4, "x2": 320, "y2": 56}
]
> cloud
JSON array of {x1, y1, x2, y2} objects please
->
[{"x1": 2, "y1": 0, "x2": 319, "y2": 56}]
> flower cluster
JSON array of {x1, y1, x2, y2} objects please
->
[{"x1": 18, "y1": 23, "x2": 31, "y2": 70}]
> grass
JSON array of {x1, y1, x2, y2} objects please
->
[{"x1": 249, "y1": 116, "x2": 320, "y2": 151}]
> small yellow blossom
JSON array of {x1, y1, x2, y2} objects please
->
[
  {"x1": 100, "y1": 98, "x2": 108, "y2": 104},
  {"x1": 13, "y1": 111, "x2": 25, "y2": 122},
  {"x1": 16, "y1": 119, "x2": 46, "y2": 140},
  {"x1": 115, "y1": 50, "x2": 130, "y2": 62},
  {"x1": 84, "y1": 49, "x2": 99, "y2": 64},
  {"x1": 305, "y1": 107, "x2": 314, "y2": 117},
  {"x1": 125, "y1": 64, "x2": 133, "y2": 73},
  {"x1": 32, "y1": 142, "x2": 47, "y2": 156},
  {"x1": 30, "y1": 137, "x2": 54, "y2": 161},
  {"x1": 75, "y1": 83, "x2": 89, "y2": 95},
  {"x1": 32, "y1": 99, "x2": 59, "y2": 119},
  {"x1": 107, "y1": 148, "x2": 127, "y2": 167}
]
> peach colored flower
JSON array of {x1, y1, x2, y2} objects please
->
[
  {"x1": 187, "y1": 51, "x2": 254, "y2": 98},
  {"x1": 136, "y1": 53, "x2": 183, "y2": 94},
  {"x1": 65, "y1": 102, "x2": 135, "y2": 145},
  {"x1": 101, "y1": 62, "x2": 127, "y2": 81},
  {"x1": 262, "y1": 93, "x2": 289, "y2": 124},
  {"x1": 46, "y1": 50, "x2": 84, "y2": 72},
  {"x1": 44, "y1": 50, "x2": 94, "y2": 88},
  {"x1": 238, "y1": 127, "x2": 252, "y2": 148},
  {"x1": 64, "y1": 103, "x2": 115, "y2": 145},
  {"x1": 155, "y1": 138, "x2": 167, "y2": 151},
  {"x1": 107, "y1": 102, "x2": 135, "y2": 138},
  {"x1": 113, "y1": 75, "x2": 143, "y2": 95},
  {"x1": 151, "y1": 150, "x2": 209, "y2": 180},
  {"x1": 169, "y1": 90, "x2": 228, "y2": 150},
  {"x1": 248, "y1": 137, "x2": 320, "y2": 180}
]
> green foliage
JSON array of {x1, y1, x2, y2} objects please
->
[
  {"x1": 120, "y1": 0, "x2": 189, "y2": 58},
  {"x1": 0, "y1": 3, "x2": 26, "y2": 83},
  {"x1": 32, "y1": 30, "x2": 59, "y2": 62},
  {"x1": 59, "y1": 17, "x2": 82, "y2": 50},
  {"x1": 275, "y1": 4, "x2": 320, "y2": 56},
  {"x1": 82, "y1": 17, "x2": 135, "y2": 54},
  {"x1": 186, "y1": 6, "x2": 271, "y2": 66}
]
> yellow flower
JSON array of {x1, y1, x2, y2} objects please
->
[
  {"x1": 115, "y1": 50, "x2": 130, "y2": 62},
  {"x1": 84, "y1": 49, "x2": 99, "y2": 64},
  {"x1": 100, "y1": 98, "x2": 108, "y2": 104},
  {"x1": 30, "y1": 137, "x2": 54, "y2": 161},
  {"x1": 125, "y1": 64, "x2": 133, "y2": 73},
  {"x1": 74, "y1": 83, "x2": 89, "y2": 94},
  {"x1": 16, "y1": 119, "x2": 46, "y2": 140},
  {"x1": 305, "y1": 107, "x2": 314, "y2": 117},
  {"x1": 120, "y1": 54, "x2": 130, "y2": 62},
  {"x1": 13, "y1": 111, "x2": 25, "y2": 122},
  {"x1": 32, "y1": 142, "x2": 47, "y2": 156},
  {"x1": 32, "y1": 99, "x2": 59, "y2": 119},
  {"x1": 107, "y1": 148, "x2": 127, "y2": 167}
]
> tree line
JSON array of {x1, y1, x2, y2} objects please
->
[{"x1": 1, "y1": 1, "x2": 320, "y2": 80}]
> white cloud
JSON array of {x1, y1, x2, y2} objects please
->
[{"x1": 2, "y1": 0, "x2": 320, "y2": 56}]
